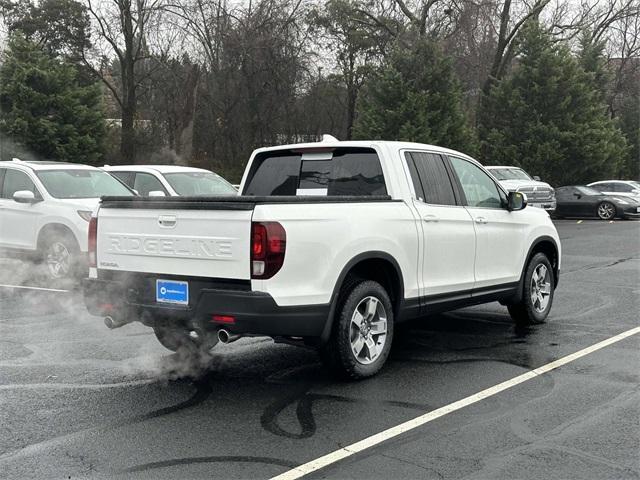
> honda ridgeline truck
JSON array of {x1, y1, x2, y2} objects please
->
[{"x1": 84, "y1": 139, "x2": 561, "y2": 378}]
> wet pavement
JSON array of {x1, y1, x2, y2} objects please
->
[{"x1": 0, "y1": 219, "x2": 638, "y2": 479}]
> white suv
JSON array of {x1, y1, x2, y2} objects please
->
[
  {"x1": 0, "y1": 159, "x2": 134, "y2": 280},
  {"x1": 485, "y1": 166, "x2": 556, "y2": 212},
  {"x1": 102, "y1": 165, "x2": 237, "y2": 196},
  {"x1": 587, "y1": 180, "x2": 640, "y2": 199}
]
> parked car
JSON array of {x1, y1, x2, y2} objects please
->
[
  {"x1": 102, "y1": 165, "x2": 237, "y2": 196},
  {"x1": 0, "y1": 159, "x2": 135, "y2": 279},
  {"x1": 554, "y1": 185, "x2": 640, "y2": 220},
  {"x1": 485, "y1": 166, "x2": 556, "y2": 212},
  {"x1": 84, "y1": 140, "x2": 561, "y2": 379},
  {"x1": 587, "y1": 180, "x2": 640, "y2": 199}
]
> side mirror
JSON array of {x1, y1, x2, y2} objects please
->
[
  {"x1": 148, "y1": 190, "x2": 166, "y2": 197},
  {"x1": 533, "y1": 175, "x2": 541, "y2": 181},
  {"x1": 573, "y1": 192, "x2": 582, "y2": 199},
  {"x1": 13, "y1": 190, "x2": 37, "y2": 204},
  {"x1": 508, "y1": 191, "x2": 527, "y2": 211}
]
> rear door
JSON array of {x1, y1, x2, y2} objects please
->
[
  {"x1": 447, "y1": 156, "x2": 527, "y2": 288},
  {"x1": 96, "y1": 204, "x2": 253, "y2": 279},
  {"x1": 404, "y1": 151, "x2": 476, "y2": 296}
]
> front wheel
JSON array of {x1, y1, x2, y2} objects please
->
[
  {"x1": 320, "y1": 279, "x2": 394, "y2": 379},
  {"x1": 40, "y1": 231, "x2": 82, "y2": 281},
  {"x1": 597, "y1": 201, "x2": 616, "y2": 220},
  {"x1": 508, "y1": 252, "x2": 555, "y2": 326}
]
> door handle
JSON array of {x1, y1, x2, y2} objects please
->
[
  {"x1": 475, "y1": 216, "x2": 488, "y2": 224},
  {"x1": 158, "y1": 215, "x2": 177, "y2": 228},
  {"x1": 422, "y1": 215, "x2": 439, "y2": 223}
]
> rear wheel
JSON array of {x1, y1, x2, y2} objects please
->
[
  {"x1": 597, "y1": 201, "x2": 616, "y2": 220},
  {"x1": 320, "y1": 279, "x2": 394, "y2": 379},
  {"x1": 508, "y1": 252, "x2": 554, "y2": 326}
]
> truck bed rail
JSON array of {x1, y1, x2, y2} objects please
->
[{"x1": 99, "y1": 195, "x2": 394, "y2": 209}]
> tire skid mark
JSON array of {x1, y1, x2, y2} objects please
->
[
  {"x1": 0, "y1": 374, "x2": 214, "y2": 462},
  {"x1": 120, "y1": 455, "x2": 297, "y2": 473},
  {"x1": 260, "y1": 386, "x2": 435, "y2": 439}
]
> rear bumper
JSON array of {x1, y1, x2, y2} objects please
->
[{"x1": 83, "y1": 277, "x2": 329, "y2": 338}]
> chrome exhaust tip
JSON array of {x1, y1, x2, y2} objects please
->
[
  {"x1": 104, "y1": 316, "x2": 128, "y2": 329},
  {"x1": 218, "y1": 329, "x2": 241, "y2": 344}
]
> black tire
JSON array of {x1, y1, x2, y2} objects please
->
[
  {"x1": 597, "y1": 201, "x2": 616, "y2": 220},
  {"x1": 320, "y1": 279, "x2": 394, "y2": 379},
  {"x1": 508, "y1": 252, "x2": 555, "y2": 326},
  {"x1": 39, "y1": 230, "x2": 82, "y2": 281}
]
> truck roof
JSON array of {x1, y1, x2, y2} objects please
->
[{"x1": 254, "y1": 140, "x2": 473, "y2": 161}]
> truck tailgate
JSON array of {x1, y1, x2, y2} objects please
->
[{"x1": 96, "y1": 206, "x2": 252, "y2": 279}]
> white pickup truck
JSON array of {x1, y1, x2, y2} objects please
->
[{"x1": 83, "y1": 140, "x2": 561, "y2": 378}]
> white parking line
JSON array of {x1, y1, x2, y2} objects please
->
[
  {"x1": 0, "y1": 284, "x2": 70, "y2": 293},
  {"x1": 271, "y1": 326, "x2": 640, "y2": 480}
]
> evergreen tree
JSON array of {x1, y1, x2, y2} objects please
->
[
  {"x1": 353, "y1": 39, "x2": 476, "y2": 153},
  {"x1": 0, "y1": 34, "x2": 105, "y2": 163},
  {"x1": 479, "y1": 23, "x2": 628, "y2": 186}
]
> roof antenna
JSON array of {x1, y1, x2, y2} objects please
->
[{"x1": 321, "y1": 134, "x2": 339, "y2": 142}]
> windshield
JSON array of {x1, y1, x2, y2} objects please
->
[
  {"x1": 37, "y1": 169, "x2": 133, "y2": 199},
  {"x1": 487, "y1": 168, "x2": 532, "y2": 181},
  {"x1": 629, "y1": 181, "x2": 640, "y2": 190},
  {"x1": 164, "y1": 171, "x2": 237, "y2": 196},
  {"x1": 576, "y1": 186, "x2": 602, "y2": 196}
]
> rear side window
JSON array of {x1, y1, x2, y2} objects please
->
[
  {"x1": 405, "y1": 152, "x2": 457, "y2": 205},
  {"x1": 243, "y1": 148, "x2": 386, "y2": 196},
  {"x1": 2, "y1": 169, "x2": 38, "y2": 198},
  {"x1": 0, "y1": 169, "x2": 5, "y2": 196}
]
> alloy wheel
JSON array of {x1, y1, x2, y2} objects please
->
[
  {"x1": 597, "y1": 202, "x2": 615, "y2": 220},
  {"x1": 46, "y1": 241, "x2": 71, "y2": 279},
  {"x1": 530, "y1": 263, "x2": 551, "y2": 313},
  {"x1": 349, "y1": 296, "x2": 388, "y2": 365}
]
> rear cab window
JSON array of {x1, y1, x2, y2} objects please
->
[{"x1": 243, "y1": 147, "x2": 387, "y2": 196}]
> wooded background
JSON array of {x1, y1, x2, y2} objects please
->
[{"x1": 0, "y1": 0, "x2": 638, "y2": 184}]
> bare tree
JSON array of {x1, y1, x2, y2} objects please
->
[{"x1": 84, "y1": 0, "x2": 165, "y2": 162}]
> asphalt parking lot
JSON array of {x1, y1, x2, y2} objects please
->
[{"x1": 0, "y1": 219, "x2": 638, "y2": 479}]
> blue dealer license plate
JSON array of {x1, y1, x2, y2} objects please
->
[{"x1": 156, "y1": 280, "x2": 189, "y2": 305}]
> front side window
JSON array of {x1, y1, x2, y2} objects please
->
[
  {"x1": 449, "y1": 157, "x2": 503, "y2": 209},
  {"x1": 36, "y1": 169, "x2": 133, "y2": 198},
  {"x1": 110, "y1": 171, "x2": 135, "y2": 188},
  {"x1": 616, "y1": 183, "x2": 633, "y2": 192},
  {"x1": 405, "y1": 152, "x2": 457, "y2": 205},
  {"x1": 133, "y1": 173, "x2": 167, "y2": 196},
  {"x1": 164, "y1": 172, "x2": 237, "y2": 196},
  {"x1": 2, "y1": 169, "x2": 38, "y2": 199},
  {"x1": 243, "y1": 148, "x2": 386, "y2": 196}
]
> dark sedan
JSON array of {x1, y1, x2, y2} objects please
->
[{"x1": 554, "y1": 186, "x2": 640, "y2": 220}]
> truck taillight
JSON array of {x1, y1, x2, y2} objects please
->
[
  {"x1": 88, "y1": 216, "x2": 97, "y2": 268},
  {"x1": 251, "y1": 222, "x2": 286, "y2": 279}
]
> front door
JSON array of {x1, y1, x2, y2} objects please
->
[
  {"x1": 0, "y1": 168, "x2": 42, "y2": 250},
  {"x1": 447, "y1": 156, "x2": 527, "y2": 289}
]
